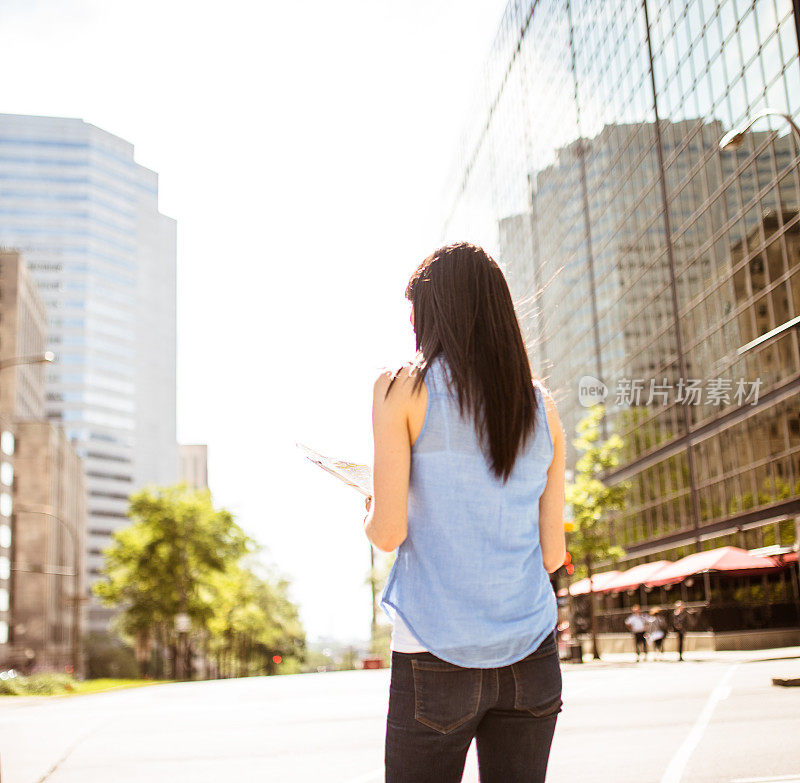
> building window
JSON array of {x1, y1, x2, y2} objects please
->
[
  {"x1": 89, "y1": 528, "x2": 114, "y2": 537},
  {"x1": 0, "y1": 494, "x2": 12, "y2": 518},
  {"x1": 0, "y1": 587, "x2": 7, "y2": 612},
  {"x1": 0, "y1": 620, "x2": 8, "y2": 644},
  {"x1": 0, "y1": 556, "x2": 9, "y2": 580},
  {"x1": 0, "y1": 462, "x2": 12, "y2": 487},
  {"x1": 0, "y1": 524, "x2": 9, "y2": 549},
  {"x1": 0, "y1": 432, "x2": 13, "y2": 456}
]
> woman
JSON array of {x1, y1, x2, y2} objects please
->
[{"x1": 364, "y1": 242, "x2": 567, "y2": 782}]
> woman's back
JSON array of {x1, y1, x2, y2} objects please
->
[{"x1": 380, "y1": 354, "x2": 558, "y2": 668}]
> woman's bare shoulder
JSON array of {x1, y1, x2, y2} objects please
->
[
  {"x1": 532, "y1": 378, "x2": 563, "y2": 433},
  {"x1": 373, "y1": 360, "x2": 425, "y2": 403},
  {"x1": 532, "y1": 377, "x2": 554, "y2": 403}
]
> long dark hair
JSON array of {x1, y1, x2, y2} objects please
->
[{"x1": 387, "y1": 241, "x2": 539, "y2": 482}]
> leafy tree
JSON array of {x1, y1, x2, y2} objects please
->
[
  {"x1": 94, "y1": 484, "x2": 304, "y2": 679},
  {"x1": 566, "y1": 405, "x2": 628, "y2": 659},
  {"x1": 83, "y1": 631, "x2": 139, "y2": 679},
  {"x1": 206, "y1": 561, "x2": 305, "y2": 678}
]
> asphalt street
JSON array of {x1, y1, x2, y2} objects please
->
[{"x1": 1, "y1": 648, "x2": 798, "y2": 783}]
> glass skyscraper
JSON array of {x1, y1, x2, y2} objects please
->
[
  {"x1": 443, "y1": 2, "x2": 800, "y2": 570},
  {"x1": 0, "y1": 114, "x2": 177, "y2": 630}
]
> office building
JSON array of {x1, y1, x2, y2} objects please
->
[
  {"x1": 0, "y1": 249, "x2": 48, "y2": 662},
  {"x1": 442, "y1": 1, "x2": 800, "y2": 622},
  {"x1": 0, "y1": 251, "x2": 86, "y2": 672},
  {"x1": 12, "y1": 420, "x2": 86, "y2": 673},
  {"x1": 0, "y1": 250, "x2": 47, "y2": 420},
  {"x1": 179, "y1": 444, "x2": 209, "y2": 490},
  {"x1": 0, "y1": 115, "x2": 177, "y2": 631},
  {"x1": 511, "y1": 119, "x2": 797, "y2": 467}
]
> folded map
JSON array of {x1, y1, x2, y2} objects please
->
[{"x1": 297, "y1": 442, "x2": 373, "y2": 496}]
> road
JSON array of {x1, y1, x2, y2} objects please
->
[{"x1": 1, "y1": 648, "x2": 798, "y2": 783}]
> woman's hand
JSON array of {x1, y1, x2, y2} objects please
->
[{"x1": 363, "y1": 495, "x2": 373, "y2": 524}]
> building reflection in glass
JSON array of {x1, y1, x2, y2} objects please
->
[{"x1": 442, "y1": 0, "x2": 800, "y2": 566}]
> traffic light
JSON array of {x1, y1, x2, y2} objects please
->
[
  {"x1": 564, "y1": 521, "x2": 575, "y2": 533},
  {"x1": 564, "y1": 551, "x2": 574, "y2": 576},
  {"x1": 272, "y1": 655, "x2": 282, "y2": 664}
]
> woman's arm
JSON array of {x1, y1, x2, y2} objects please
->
[
  {"x1": 538, "y1": 387, "x2": 567, "y2": 573},
  {"x1": 364, "y1": 368, "x2": 413, "y2": 552}
]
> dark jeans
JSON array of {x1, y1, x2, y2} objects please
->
[
  {"x1": 385, "y1": 629, "x2": 562, "y2": 782},
  {"x1": 633, "y1": 632, "x2": 647, "y2": 657}
]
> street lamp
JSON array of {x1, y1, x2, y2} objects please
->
[
  {"x1": 719, "y1": 108, "x2": 800, "y2": 151},
  {"x1": 0, "y1": 352, "x2": 54, "y2": 371},
  {"x1": 719, "y1": 110, "x2": 800, "y2": 358},
  {"x1": 734, "y1": 314, "x2": 800, "y2": 357},
  {"x1": 13, "y1": 505, "x2": 82, "y2": 677},
  {"x1": 0, "y1": 352, "x2": 54, "y2": 409}
]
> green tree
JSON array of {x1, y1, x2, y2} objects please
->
[
  {"x1": 566, "y1": 405, "x2": 628, "y2": 660},
  {"x1": 83, "y1": 631, "x2": 139, "y2": 679},
  {"x1": 94, "y1": 484, "x2": 304, "y2": 679},
  {"x1": 206, "y1": 561, "x2": 305, "y2": 678}
]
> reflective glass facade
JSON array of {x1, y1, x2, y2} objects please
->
[
  {"x1": 0, "y1": 115, "x2": 177, "y2": 630},
  {"x1": 443, "y1": 1, "x2": 800, "y2": 567}
]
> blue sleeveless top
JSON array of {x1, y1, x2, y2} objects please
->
[{"x1": 380, "y1": 354, "x2": 558, "y2": 668}]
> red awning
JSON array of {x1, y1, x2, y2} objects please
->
[
  {"x1": 645, "y1": 546, "x2": 779, "y2": 587},
  {"x1": 563, "y1": 570, "x2": 622, "y2": 597},
  {"x1": 603, "y1": 560, "x2": 673, "y2": 593}
]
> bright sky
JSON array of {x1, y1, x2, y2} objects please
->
[{"x1": 1, "y1": 0, "x2": 510, "y2": 643}]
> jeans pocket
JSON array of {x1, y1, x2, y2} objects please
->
[
  {"x1": 509, "y1": 644, "x2": 563, "y2": 718},
  {"x1": 411, "y1": 659, "x2": 482, "y2": 734}
]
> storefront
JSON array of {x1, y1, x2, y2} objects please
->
[{"x1": 558, "y1": 546, "x2": 800, "y2": 653}]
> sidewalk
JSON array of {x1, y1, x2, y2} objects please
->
[{"x1": 563, "y1": 644, "x2": 800, "y2": 667}]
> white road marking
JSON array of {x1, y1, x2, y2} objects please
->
[{"x1": 660, "y1": 663, "x2": 740, "y2": 783}]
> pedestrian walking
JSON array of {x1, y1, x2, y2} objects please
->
[
  {"x1": 646, "y1": 608, "x2": 667, "y2": 660},
  {"x1": 364, "y1": 242, "x2": 567, "y2": 783},
  {"x1": 625, "y1": 605, "x2": 648, "y2": 661},
  {"x1": 672, "y1": 601, "x2": 689, "y2": 661}
]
